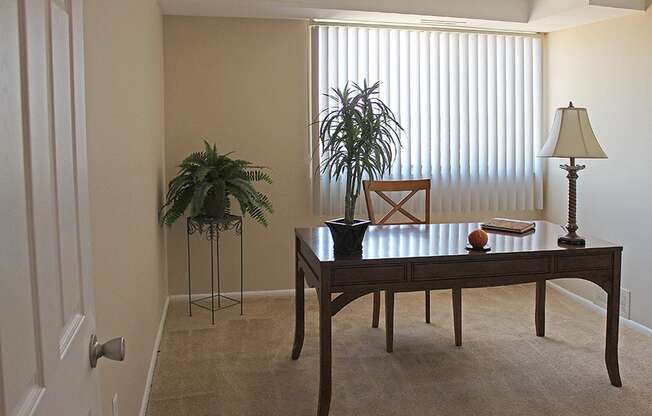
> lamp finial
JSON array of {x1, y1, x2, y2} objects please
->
[{"x1": 568, "y1": 101, "x2": 574, "y2": 108}]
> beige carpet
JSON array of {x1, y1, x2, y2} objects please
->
[{"x1": 147, "y1": 284, "x2": 652, "y2": 416}]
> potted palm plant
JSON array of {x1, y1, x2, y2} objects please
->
[
  {"x1": 318, "y1": 80, "x2": 403, "y2": 255},
  {"x1": 159, "y1": 140, "x2": 273, "y2": 227}
]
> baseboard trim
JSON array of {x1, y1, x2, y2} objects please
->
[
  {"x1": 547, "y1": 282, "x2": 652, "y2": 338},
  {"x1": 168, "y1": 282, "x2": 652, "y2": 338},
  {"x1": 169, "y1": 287, "x2": 315, "y2": 301},
  {"x1": 139, "y1": 296, "x2": 169, "y2": 416}
]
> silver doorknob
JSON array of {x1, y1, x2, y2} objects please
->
[{"x1": 89, "y1": 334, "x2": 125, "y2": 368}]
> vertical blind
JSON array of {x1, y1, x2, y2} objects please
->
[{"x1": 313, "y1": 25, "x2": 543, "y2": 215}]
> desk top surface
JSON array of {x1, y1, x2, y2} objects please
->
[{"x1": 296, "y1": 220, "x2": 620, "y2": 263}]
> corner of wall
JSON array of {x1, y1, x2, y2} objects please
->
[{"x1": 84, "y1": 0, "x2": 167, "y2": 415}]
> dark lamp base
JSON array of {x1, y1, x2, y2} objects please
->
[
  {"x1": 558, "y1": 158, "x2": 587, "y2": 247},
  {"x1": 558, "y1": 233, "x2": 586, "y2": 246}
]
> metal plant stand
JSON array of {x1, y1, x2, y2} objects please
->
[{"x1": 186, "y1": 214, "x2": 244, "y2": 324}]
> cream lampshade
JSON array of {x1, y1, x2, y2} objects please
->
[
  {"x1": 538, "y1": 102, "x2": 607, "y2": 245},
  {"x1": 539, "y1": 103, "x2": 607, "y2": 159}
]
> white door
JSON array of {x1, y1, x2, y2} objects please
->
[{"x1": 1, "y1": 0, "x2": 105, "y2": 415}]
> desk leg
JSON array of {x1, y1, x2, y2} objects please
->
[
  {"x1": 605, "y1": 251, "x2": 622, "y2": 387},
  {"x1": 536, "y1": 281, "x2": 546, "y2": 337},
  {"x1": 372, "y1": 291, "x2": 380, "y2": 328},
  {"x1": 425, "y1": 290, "x2": 431, "y2": 324},
  {"x1": 452, "y1": 288, "x2": 462, "y2": 347},
  {"x1": 292, "y1": 251, "x2": 304, "y2": 360},
  {"x1": 318, "y1": 269, "x2": 332, "y2": 416},
  {"x1": 385, "y1": 290, "x2": 394, "y2": 353}
]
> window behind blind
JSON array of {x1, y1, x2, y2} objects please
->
[{"x1": 312, "y1": 25, "x2": 543, "y2": 215}]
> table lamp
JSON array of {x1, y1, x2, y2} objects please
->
[{"x1": 538, "y1": 102, "x2": 607, "y2": 245}]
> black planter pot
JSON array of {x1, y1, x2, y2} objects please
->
[
  {"x1": 203, "y1": 195, "x2": 226, "y2": 219},
  {"x1": 325, "y1": 218, "x2": 371, "y2": 255}
]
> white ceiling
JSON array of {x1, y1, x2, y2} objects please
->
[{"x1": 159, "y1": 0, "x2": 647, "y2": 33}]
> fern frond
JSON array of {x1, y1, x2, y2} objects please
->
[
  {"x1": 160, "y1": 186, "x2": 194, "y2": 226},
  {"x1": 246, "y1": 170, "x2": 273, "y2": 184}
]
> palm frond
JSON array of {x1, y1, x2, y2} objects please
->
[{"x1": 316, "y1": 79, "x2": 403, "y2": 224}]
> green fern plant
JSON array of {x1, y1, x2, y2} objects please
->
[{"x1": 159, "y1": 141, "x2": 273, "y2": 226}]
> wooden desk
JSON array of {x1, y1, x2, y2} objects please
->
[{"x1": 291, "y1": 221, "x2": 623, "y2": 416}]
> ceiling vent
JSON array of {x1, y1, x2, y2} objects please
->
[{"x1": 420, "y1": 19, "x2": 467, "y2": 26}]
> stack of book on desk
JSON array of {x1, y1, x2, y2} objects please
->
[{"x1": 481, "y1": 218, "x2": 536, "y2": 234}]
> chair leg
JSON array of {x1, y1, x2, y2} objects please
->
[
  {"x1": 425, "y1": 290, "x2": 431, "y2": 323},
  {"x1": 385, "y1": 290, "x2": 394, "y2": 353},
  {"x1": 372, "y1": 291, "x2": 381, "y2": 328},
  {"x1": 452, "y1": 288, "x2": 462, "y2": 347}
]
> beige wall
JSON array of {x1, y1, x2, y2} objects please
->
[
  {"x1": 163, "y1": 16, "x2": 543, "y2": 296},
  {"x1": 164, "y1": 16, "x2": 313, "y2": 295},
  {"x1": 544, "y1": 7, "x2": 652, "y2": 328},
  {"x1": 84, "y1": 1, "x2": 167, "y2": 415}
]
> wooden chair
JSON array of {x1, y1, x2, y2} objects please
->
[{"x1": 363, "y1": 179, "x2": 462, "y2": 352}]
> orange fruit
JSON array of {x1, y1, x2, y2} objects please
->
[{"x1": 468, "y1": 229, "x2": 488, "y2": 249}]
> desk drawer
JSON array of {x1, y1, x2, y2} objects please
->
[
  {"x1": 332, "y1": 264, "x2": 406, "y2": 286},
  {"x1": 556, "y1": 254, "x2": 612, "y2": 272},
  {"x1": 413, "y1": 257, "x2": 551, "y2": 280}
]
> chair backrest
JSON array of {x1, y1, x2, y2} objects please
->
[{"x1": 362, "y1": 179, "x2": 431, "y2": 225}]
